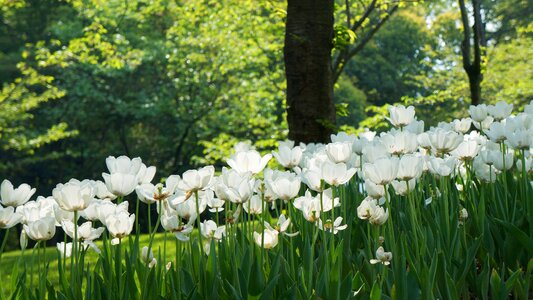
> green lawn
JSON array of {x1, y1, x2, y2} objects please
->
[{"x1": 0, "y1": 232, "x2": 180, "y2": 297}]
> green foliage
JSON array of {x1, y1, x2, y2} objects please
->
[
  {"x1": 0, "y1": 0, "x2": 287, "y2": 192},
  {"x1": 482, "y1": 29, "x2": 533, "y2": 108},
  {"x1": 2, "y1": 160, "x2": 532, "y2": 298},
  {"x1": 0, "y1": 0, "x2": 531, "y2": 190},
  {"x1": 342, "y1": 9, "x2": 431, "y2": 107},
  {"x1": 0, "y1": 63, "x2": 74, "y2": 154},
  {"x1": 335, "y1": 75, "x2": 368, "y2": 129}
]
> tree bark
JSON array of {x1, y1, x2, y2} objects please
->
[
  {"x1": 284, "y1": 0, "x2": 335, "y2": 144},
  {"x1": 459, "y1": 0, "x2": 485, "y2": 105}
]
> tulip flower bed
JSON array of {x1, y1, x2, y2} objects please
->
[{"x1": 0, "y1": 101, "x2": 532, "y2": 299}]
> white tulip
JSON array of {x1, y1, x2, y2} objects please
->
[
  {"x1": 369, "y1": 205, "x2": 389, "y2": 225},
  {"x1": 215, "y1": 168, "x2": 254, "y2": 204},
  {"x1": 388, "y1": 105, "x2": 415, "y2": 127},
  {"x1": 380, "y1": 131, "x2": 418, "y2": 155},
  {"x1": 102, "y1": 172, "x2": 137, "y2": 197},
  {"x1": 53, "y1": 205, "x2": 78, "y2": 226},
  {"x1": 452, "y1": 118, "x2": 472, "y2": 134},
  {"x1": 473, "y1": 116, "x2": 494, "y2": 131},
  {"x1": 452, "y1": 140, "x2": 481, "y2": 161},
  {"x1": 80, "y1": 199, "x2": 105, "y2": 221},
  {"x1": 105, "y1": 155, "x2": 142, "y2": 175},
  {"x1": 516, "y1": 157, "x2": 532, "y2": 173},
  {"x1": 94, "y1": 201, "x2": 129, "y2": 224},
  {"x1": 293, "y1": 191, "x2": 321, "y2": 222},
  {"x1": 326, "y1": 142, "x2": 353, "y2": 163},
  {"x1": 331, "y1": 132, "x2": 357, "y2": 145},
  {"x1": 363, "y1": 157, "x2": 399, "y2": 186},
  {"x1": 357, "y1": 197, "x2": 378, "y2": 220},
  {"x1": 391, "y1": 179, "x2": 416, "y2": 196},
  {"x1": 487, "y1": 101, "x2": 513, "y2": 121},
  {"x1": 20, "y1": 229, "x2": 28, "y2": 250},
  {"x1": 205, "y1": 191, "x2": 225, "y2": 213},
  {"x1": 227, "y1": 150, "x2": 272, "y2": 175},
  {"x1": 136, "y1": 175, "x2": 180, "y2": 204},
  {"x1": 136, "y1": 163, "x2": 156, "y2": 185},
  {"x1": 364, "y1": 181, "x2": 385, "y2": 199},
  {"x1": 24, "y1": 217, "x2": 56, "y2": 241},
  {"x1": 362, "y1": 142, "x2": 390, "y2": 163},
  {"x1": 473, "y1": 157, "x2": 498, "y2": 182},
  {"x1": 397, "y1": 154, "x2": 423, "y2": 181},
  {"x1": 52, "y1": 179, "x2": 95, "y2": 212},
  {"x1": 321, "y1": 161, "x2": 356, "y2": 186},
  {"x1": 105, "y1": 211, "x2": 135, "y2": 244},
  {"x1": 301, "y1": 167, "x2": 323, "y2": 192},
  {"x1": 469, "y1": 104, "x2": 488, "y2": 122},
  {"x1": 243, "y1": 195, "x2": 263, "y2": 215},
  {"x1": 405, "y1": 119, "x2": 425, "y2": 134},
  {"x1": 201, "y1": 220, "x2": 226, "y2": 254},
  {"x1": 273, "y1": 141, "x2": 303, "y2": 168},
  {"x1": 352, "y1": 137, "x2": 368, "y2": 155},
  {"x1": 160, "y1": 208, "x2": 194, "y2": 241},
  {"x1": 417, "y1": 132, "x2": 432, "y2": 149},
  {"x1": 172, "y1": 193, "x2": 207, "y2": 221},
  {"x1": 0, "y1": 180, "x2": 36, "y2": 207},
  {"x1": 317, "y1": 217, "x2": 347, "y2": 234},
  {"x1": 428, "y1": 128, "x2": 463, "y2": 154},
  {"x1": 16, "y1": 196, "x2": 55, "y2": 224},
  {"x1": 200, "y1": 220, "x2": 226, "y2": 241},
  {"x1": 359, "y1": 129, "x2": 376, "y2": 141},
  {"x1": 264, "y1": 169, "x2": 301, "y2": 201},
  {"x1": 506, "y1": 129, "x2": 533, "y2": 150},
  {"x1": 0, "y1": 205, "x2": 22, "y2": 229},
  {"x1": 484, "y1": 121, "x2": 507, "y2": 143},
  {"x1": 370, "y1": 246, "x2": 392, "y2": 265},
  {"x1": 253, "y1": 228, "x2": 278, "y2": 249},
  {"x1": 428, "y1": 156, "x2": 457, "y2": 177},
  {"x1": 177, "y1": 166, "x2": 215, "y2": 193},
  {"x1": 141, "y1": 246, "x2": 157, "y2": 268},
  {"x1": 57, "y1": 242, "x2": 73, "y2": 259},
  {"x1": 90, "y1": 180, "x2": 117, "y2": 201},
  {"x1": 61, "y1": 220, "x2": 104, "y2": 242}
]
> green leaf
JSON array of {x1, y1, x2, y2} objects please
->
[
  {"x1": 370, "y1": 281, "x2": 382, "y2": 300},
  {"x1": 493, "y1": 219, "x2": 533, "y2": 252}
]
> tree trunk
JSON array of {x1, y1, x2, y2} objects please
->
[
  {"x1": 459, "y1": 0, "x2": 485, "y2": 105},
  {"x1": 284, "y1": 0, "x2": 335, "y2": 144},
  {"x1": 468, "y1": 75, "x2": 482, "y2": 106}
]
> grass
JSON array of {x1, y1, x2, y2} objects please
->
[{"x1": 0, "y1": 232, "x2": 177, "y2": 297}]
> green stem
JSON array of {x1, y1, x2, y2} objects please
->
[
  {"x1": 0, "y1": 228, "x2": 10, "y2": 264},
  {"x1": 194, "y1": 190, "x2": 205, "y2": 293},
  {"x1": 260, "y1": 187, "x2": 266, "y2": 268},
  {"x1": 308, "y1": 221, "x2": 320, "y2": 293},
  {"x1": 71, "y1": 211, "x2": 79, "y2": 285},
  {"x1": 135, "y1": 197, "x2": 140, "y2": 236},
  {"x1": 148, "y1": 203, "x2": 152, "y2": 235},
  {"x1": 195, "y1": 191, "x2": 203, "y2": 248},
  {"x1": 117, "y1": 240, "x2": 122, "y2": 296},
  {"x1": 288, "y1": 203, "x2": 295, "y2": 276},
  {"x1": 147, "y1": 214, "x2": 161, "y2": 254}
]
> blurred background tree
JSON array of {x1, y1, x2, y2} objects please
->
[{"x1": 0, "y1": 0, "x2": 531, "y2": 194}]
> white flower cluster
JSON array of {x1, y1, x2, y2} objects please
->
[{"x1": 0, "y1": 100, "x2": 531, "y2": 260}]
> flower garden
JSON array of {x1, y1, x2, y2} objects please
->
[{"x1": 0, "y1": 102, "x2": 532, "y2": 299}]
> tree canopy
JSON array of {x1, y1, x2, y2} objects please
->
[{"x1": 0, "y1": 0, "x2": 531, "y2": 192}]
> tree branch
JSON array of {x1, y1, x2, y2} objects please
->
[
  {"x1": 351, "y1": 0, "x2": 377, "y2": 32},
  {"x1": 333, "y1": 5, "x2": 398, "y2": 83},
  {"x1": 345, "y1": 0, "x2": 352, "y2": 27}
]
